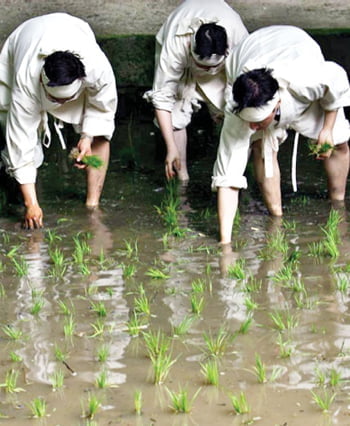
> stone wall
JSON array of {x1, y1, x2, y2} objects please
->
[{"x1": 0, "y1": 0, "x2": 349, "y2": 45}]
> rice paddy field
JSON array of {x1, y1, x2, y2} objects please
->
[{"x1": 0, "y1": 104, "x2": 350, "y2": 426}]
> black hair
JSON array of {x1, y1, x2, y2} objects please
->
[
  {"x1": 232, "y1": 68, "x2": 279, "y2": 113},
  {"x1": 43, "y1": 51, "x2": 86, "y2": 87},
  {"x1": 194, "y1": 23, "x2": 228, "y2": 59}
]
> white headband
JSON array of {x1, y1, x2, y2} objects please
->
[
  {"x1": 238, "y1": 93, "x2": 280, "y2": 122},
  {"x1": 190, "y1": 33, "x2": 226, "y2": 67},
  {"x1": 41, "y1": 68, "x2": 82, "y2": 99}
]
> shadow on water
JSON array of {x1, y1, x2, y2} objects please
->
[{"x1": 0, "y1": 88, "x2": 349, "y2": 425}]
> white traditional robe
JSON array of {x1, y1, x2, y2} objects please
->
[
  {"x1": 144, "y1": 0, "x2": 248, "y2": 129},
  {"x1": 0, "y1": 13, "x2": 117, "y2": 184},
  {"x1": 212, "y1": 25, "x2": 350, "y2": 190}
]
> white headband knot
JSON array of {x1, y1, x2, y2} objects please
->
[
  {"x1": 41, "y1": 68, "x2": 82, "y2": 99},
  {"x1": 190, "y1": 32, "x2": 226, "y2": 67}
]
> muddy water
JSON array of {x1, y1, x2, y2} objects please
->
[{"x1": 0, "y1": 107, "x2": 349, "y2": 426}]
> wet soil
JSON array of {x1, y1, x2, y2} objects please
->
[{"x1": 0, "y1": 104, "x2": 349, "y2": 426}]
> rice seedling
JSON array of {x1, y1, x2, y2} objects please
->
[
  {"x1": 228, "y1": 391, "x2": 250, "y2": 415},
  {"x1": 50, "y1": 368, "x2": 65, "y2": 391},
  {"x1": 45, "y1": 229, "x2": 62, "y2": 245},
  {"x1": 6, "y1": 244, "x2": 21, "y2": 258},
  {"x1": 286, "y1": 248, "x2": 302, "y2": 265},
  {"x1": 145, "y1": 267, "x2": 170, "y2": 280},
  {"x1": 191, "y1": 278, "x2": 206, "y2": 293},
  {"x1": 150, "y1": 351, "x2": 177, "y2": 384},
  {"x1": 30, "y1": 297, "x2": 44, "y2": 315},
  {"x1": 54, "y1": 344, "x2": 68, "y2": 362},
  {"x1": 9, "y1": 351, "x2": 22, "y2": 362},
  {"x1": 253, "y1": 353, "x2": 267, "y2": 383},
  {"x1": 200, "y1": 359, "x2": 219, "y2": 386},
  {"x1": 48, "y1": 247, "x2": 67, "y2": 278},
  {"x1": 167, "y1": 386, "x2": 201, "y2": 413},
  {"x1": 269, "y1": 310, "x2": 298, "y2": 332},
  {"x1": 284, "y1": 277, "x2": 307, "y2": 294},
  {"x1": 57, "y1": 299, "x2": 74, "y2": 316},
  {"x1": 154, "y1": 180, "x2": 187, "y2": 237},
  {"x1": 314, "y1": 366, "x2": 327, "y2": 386},
  {"x1": 276, "y1": 334, "x2": 293, "y2": 359},
  {"x1": 126, "y1": 311, "x2": 147, "y2": 337},
  {"x1": 308, "y1": 241, "x2": 326, "y2": 258},
  {"x1": 190, "y1": 294, "x2": 204, "y2": 315},
  {"x1": 273, "y1": 264, "x2": 295, "y2": 283},
  {"x1": 95, "y1": 369, "x2": 109, "y2": 389},
  {"x1": 161, "y1": 232, "x2": 170, "y2": 250},
  {"x1": 329, "y1": 368, "x2": 342, "y2": 387},
  {"x1": 0, "y1": 369, "x2": 25, "y2": 393},
  {"x1": 172, "y1": 315, "x2": 196, "y2": 337},
  {"x1": 63, "y1": 315, "x2": 76, "y2": 338},
  {"x1": 238, "y1": 317, "x2": 253, "y2": 334},
  {"x1": 134, "y1": 390, "x2": 143, "y2": 415},
  {"x1": 282, "y1": 219, "x2": 297, "y2": 231},
  {"x1": 96, "y1": 343, "x2": 110, "y2": 362},
  {"x1": 118, "y1": 238, "x2": 139, "y2": 259},
  {"x1": 311, "y1": 389, "x2": 336, "y2": 412},
  {"x1": 69, "y1": 147, "x2": 104, "y2": 168},
  {"x1": 134, "y1": 292, "x2": 151, "y2": 316},
  {"x1": 81, "y1": 393, "x2": 101, "y2": 420},
  {"x1": 2, "y1": 324, "x2": 23, "y2": 340},
  {"x1": 11, "y1": 256, "x2": 28, "y2": 277},
  {"x1": 322, "y1": 232, "x2": 339, "y2": 259},
  {"x1": 122, "y1": 262, "x2": 137, "y2": 278},
  {"x1": 72, "y1": 234, "x2": 91, "y2": 265},
  {"x1": 244, "y1": 296, "x2": 258, "y2": 312},
  {"x1": 143, "y1": 329, "x2": 171, "y2": 359},
  {"x1": 308, "y1": 140, "x2": 334, "y2": 157},
  {"x1": 243, "y1": 277, "x2": 262, "y2": 293},
  {"x1": 90, "y1": 301, "x2": 107, "y2": 317},
  {"x1": 227, "y1": 258, "x2": 246, "y2": 280},
  {"x1": 293, "y1": 291, "x2": 317, "y2": 310},
  {"x1": 202, "y1": 327, "x2": 233, "y2": 358},
  {"x1": 89, "y1": 318, "x2": 106, "y2": 338},
  {"x1": 79, "y1": 263, "x2": 91, "y2": 276},
  {"x1": 335, "y1": 275, "x2": 350, "y2": 293},
  {"x1": 28, "y1": 397, "x2": 47, "y2": 418}
]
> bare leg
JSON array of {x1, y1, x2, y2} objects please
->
[
  {"x1": 252, "y1": 139, "x2": 283, "y2": 216},
  {"x1": 173, "y1": 128, "x2": 189, "y2": 181},
  {"x1": 86, "y1": 137, "x2": 110, "y2": 207},
  {"x1": 323, "y1": 141, "x2": 349, "y2": 201}
]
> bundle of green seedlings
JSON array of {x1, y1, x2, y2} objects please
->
[
  {"x1": 308, "y1": 140, "x2": 334, "y2": 157},
  {"x1": 69, "y1": 147, "x2": 104, "y2": 169}
]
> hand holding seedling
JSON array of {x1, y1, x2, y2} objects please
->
[
  {"x1": 74, "y1": 135, "x2": 93, "y2": 169},
  {"x1": 69, "y1": 147, "x2": 104, "y2": 169}
]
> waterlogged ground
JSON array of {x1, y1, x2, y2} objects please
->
[{"x1": 0, "y1": 111, "x2": 350, "y2": 426}]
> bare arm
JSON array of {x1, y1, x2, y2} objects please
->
[
  {"x1": 20, "y1": 183, "x2": 43, "y2": 229},
  {"x1": 217, "y1": 186, "x2": 239, "y2": 244},
  {"x1": 155, "y1": 109, "x2": 181, "y2": 180}
]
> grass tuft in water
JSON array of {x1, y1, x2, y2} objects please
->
[
  {"x1": 28, "y1": 397, "x2": 47, "y2": 418},
  {"x1": 172, "y1": 315, "x2": 196, "y2": 337},
  {"x1": 0, "y1": 369, "x2": 25, "y2": 393},
  {"x1": 96, "y1": 343, "x2": 110, "y2": 362},
  {"x1": 134, "y1": 390, "x2": 143, "y2": 415},
  {"x1": 2, "y1": 325, "x2": 23, "y2": 341},
  {"x1": 227, "y1": 258, "x2": 246, "y2": 280},
  {"x1": 200, "y1": 359, "x2": 219, "y2": 386},
  {"x1": 145, "y1": 266, "x2": 170, "y2": 280},
  {"x1": 311, "y1": 389, "x2": 336, "y2": 412},
  {"x1": 203, "y1": 327, "x2": 233, "y2": 358},
  {"x1": 50, "y1": 369, "x2": 65, "y2": 391},
  {"x1": 143, "y1": 329, "x2": 171, "y2": 359},
  {"x1": 228, "y1": 391, "x2": 250, "y2": 415},
  {"x1": 167, "y1": 386, "x2": 201, "y2": 413},
  {"x1": 81, "y1": 393, "x2": 102, "y2": 420},
  {"x1": 90, "y1": 301, "x2": 107, "y2": 317}
]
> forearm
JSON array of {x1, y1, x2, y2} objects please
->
[
  {"x1": 323, "y1": 109, "x2": 338, "y2": 132},
  {"x1": 217, "y1": 186, "x2": 239, "y2": 244},
  {"x1": 155, "y1": 109, "x2": 176, "y2": 151},
  {"x1": 20, "y1": 183, "x2": 39, "y2": 208}
]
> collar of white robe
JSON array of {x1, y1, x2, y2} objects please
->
[{"x1": 41, "y1": 68, "x2": 82, "y2": 99}]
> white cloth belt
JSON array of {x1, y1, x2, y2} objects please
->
[{"x1": 41, "y1": 112, "x2": 66, "y2": 150}]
